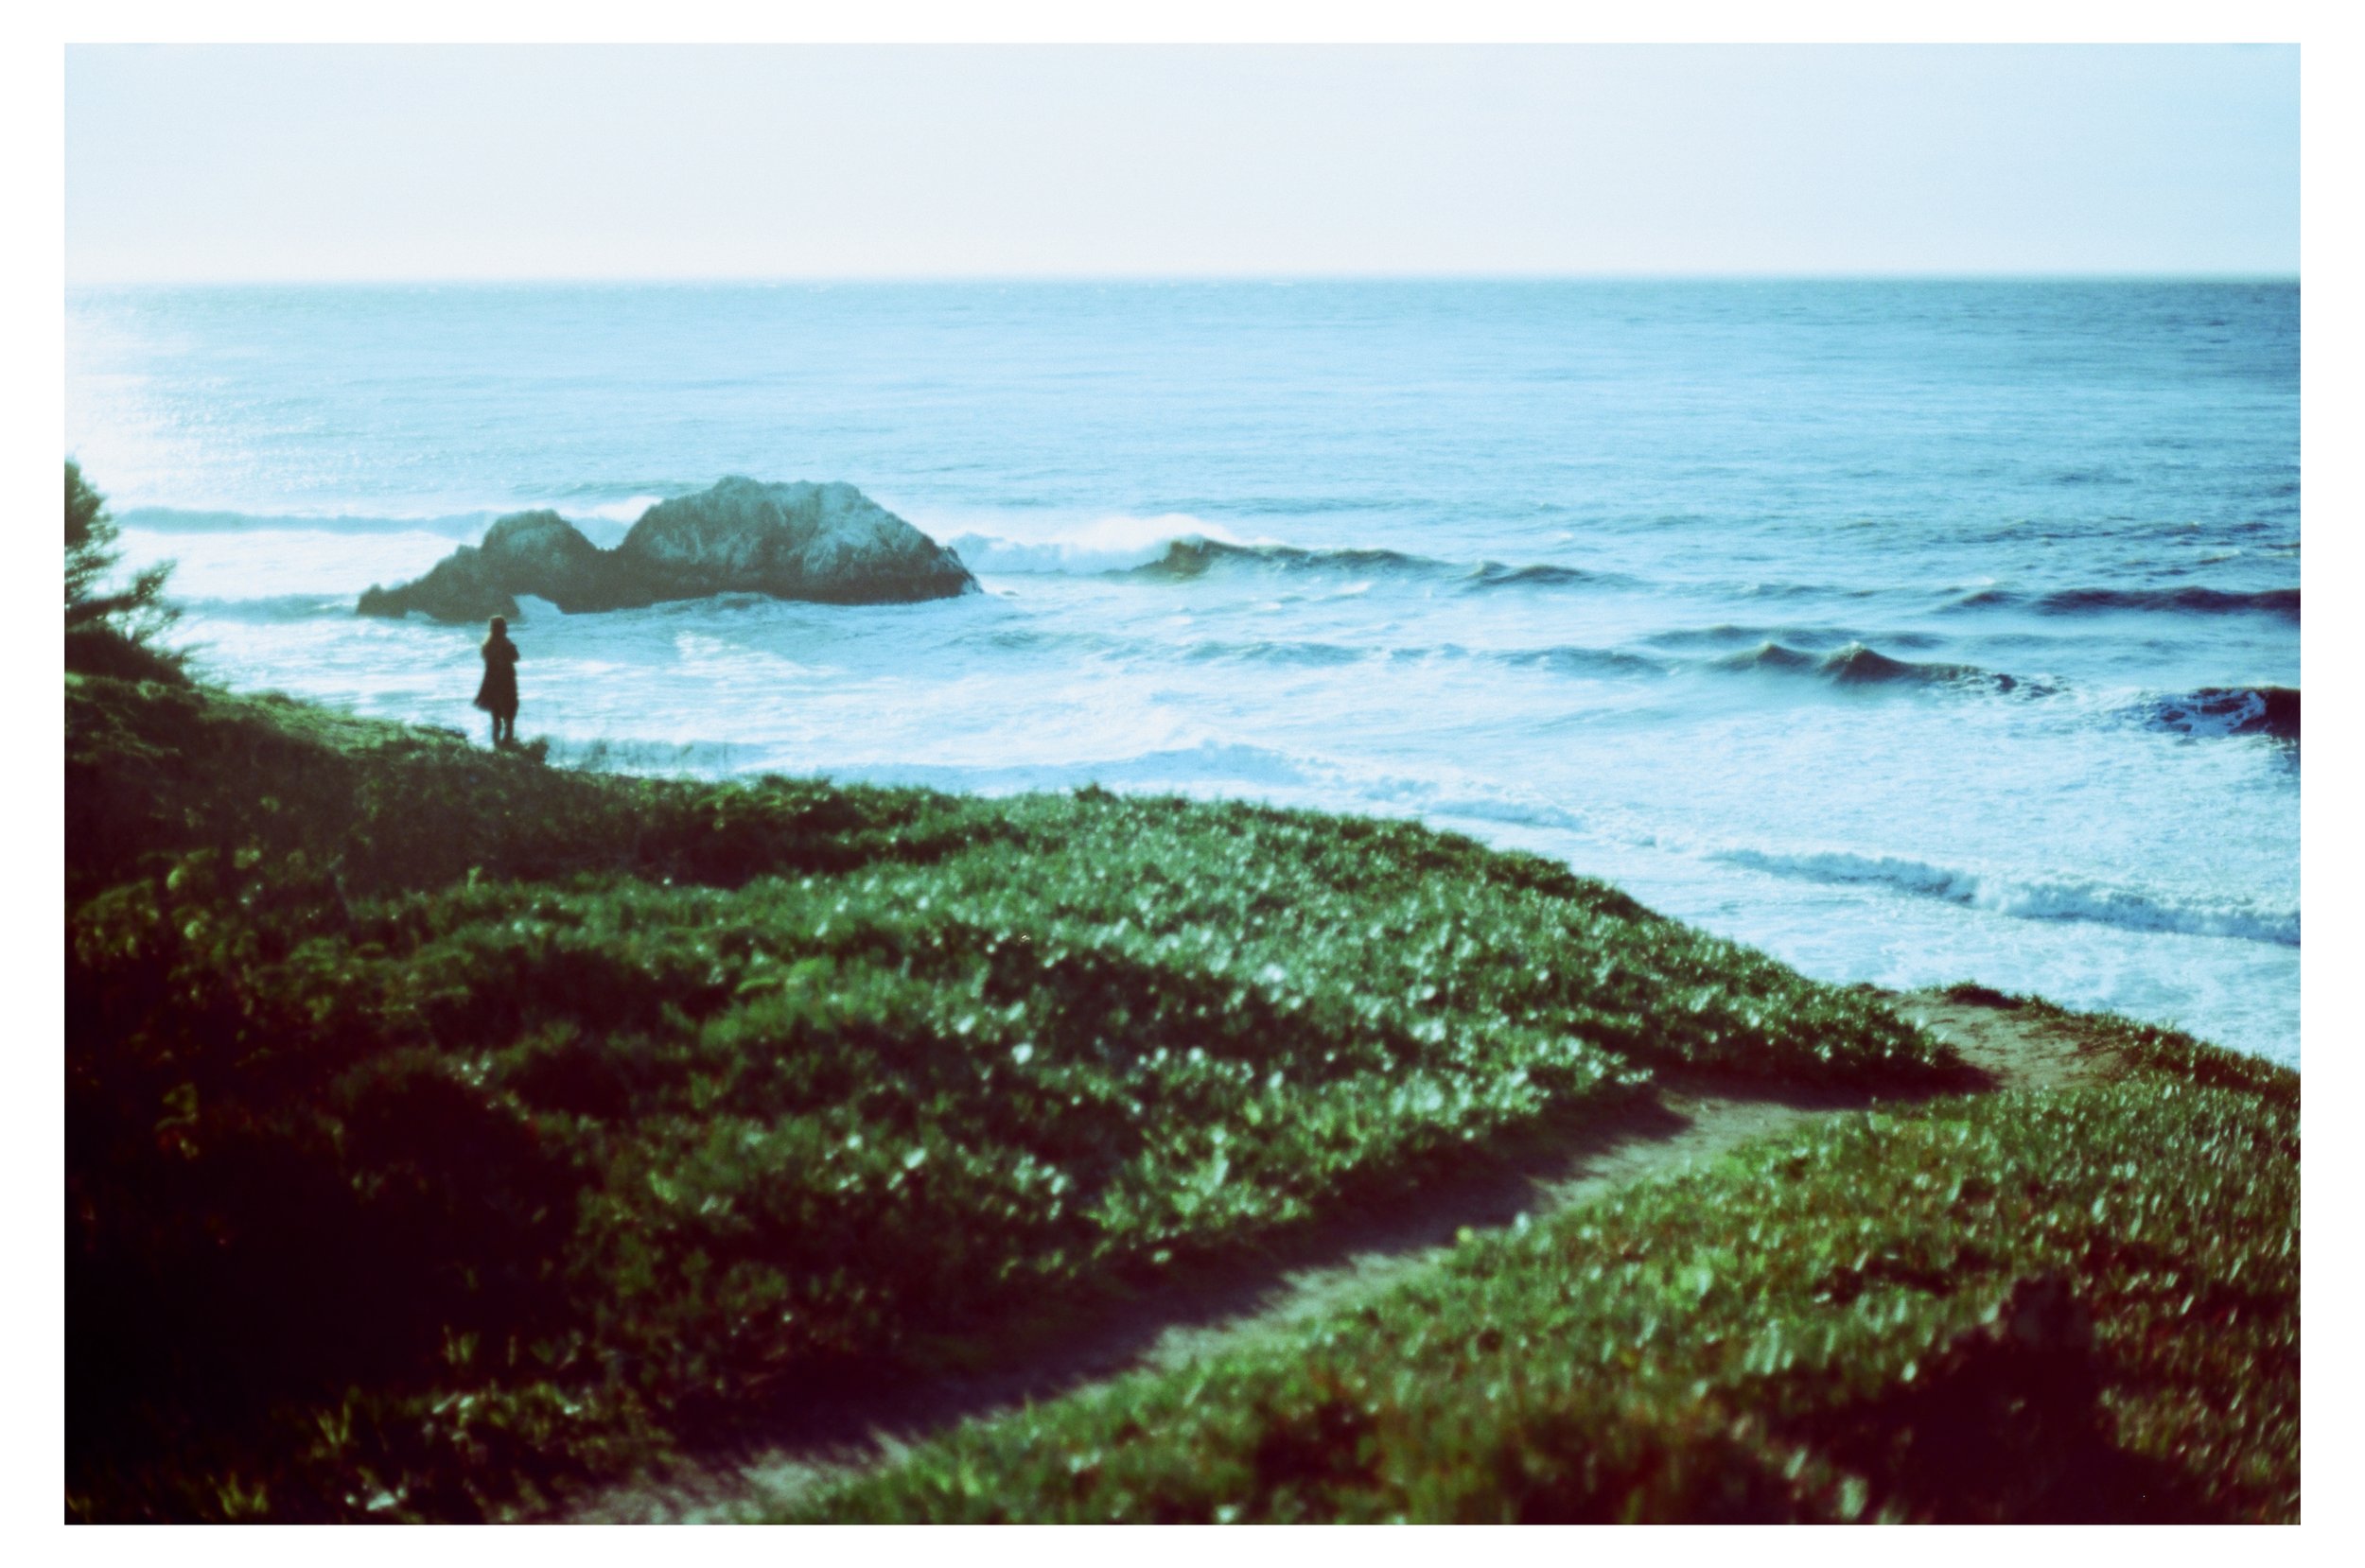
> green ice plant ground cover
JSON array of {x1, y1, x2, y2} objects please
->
[
  {"x1": 792, "y1": 1037, "x2": 2298, "y2": 1524},
  {"x1": 66, "y1": 671, "x2": 1957, "y2": 1522}
]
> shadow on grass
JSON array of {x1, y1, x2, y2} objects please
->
[{"x1": 1778, "y1": 1280, "x2": 2233, "y2": 1524}]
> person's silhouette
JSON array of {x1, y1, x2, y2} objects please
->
[{"x1": 475, "y1": 616, "x2": 520, "y2": 746}]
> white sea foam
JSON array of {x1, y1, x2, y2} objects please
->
[
  {"x1": 117, "y1": 526, "x2": 463, "y2": 600},
  {"x1": 941, "y1": 514, "x2": 1248, "y2": 575},
  {"x1": 117, "y1": 506, "x2": 494, "y2": 538},
  {"x1": 555, "y1": 494, "x2": 671, "y2": 524}
]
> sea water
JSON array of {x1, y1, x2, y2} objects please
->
[{"x1": 65, "y1": 280, "x2": 2301, "y2": 1065}]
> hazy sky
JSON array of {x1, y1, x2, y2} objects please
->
[{"x1": 65, "y1": 44, "x2": 2299, "y2": 283}]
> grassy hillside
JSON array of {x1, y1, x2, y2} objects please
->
[
  {"x1": 66, "y1": 671, "x2": 1971, "y2": 1523},
  {"x1": 795, "y1": 1046, "x2": 2296, "y2": 1523}
]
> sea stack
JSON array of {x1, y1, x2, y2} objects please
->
[{"x1": 359, "y1": 477, "x2": 977, "y2": 621}]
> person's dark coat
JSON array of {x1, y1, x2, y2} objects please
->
[{"x1": 475, "y1": 632, "x2": 520, "y2": 717}]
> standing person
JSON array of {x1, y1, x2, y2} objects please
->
[{"x1": 475, "y1": 615, "x2": 520, "y2": 746}]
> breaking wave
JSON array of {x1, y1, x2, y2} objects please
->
[
  {"x1": 2144, "y1": 686, "x2": 2300, "y2": 742},
  {"x1": 941, "y1": 514, "x2": 1249, "y2": 575}
]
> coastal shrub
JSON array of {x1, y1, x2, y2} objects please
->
[
  {"x1": 65, "y1": 461, "x2": 184, "y2": 683},
  {"x1": 65, "y1": 669, "x2": 1966, "y2": 1520},
  {"x1": 795, "y1": 1070, "x2": 2299, "y2": 1524}
]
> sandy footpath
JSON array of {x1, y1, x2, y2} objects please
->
[{"x1": 555, "y1": 987, "x2": 2104, "y2": 1524}]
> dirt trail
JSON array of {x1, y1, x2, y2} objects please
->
[{"x1": 555, "y1": 987, "x2": 2100, "y2": 1524}]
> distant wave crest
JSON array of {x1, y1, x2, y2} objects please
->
[
  {"x1": 1122, "y1": 537, "x2": 1623, "y2": 592},
  {"x1": 1717, "y1": 848, "x2": 2298, "y2": 947},
  {"x1": 1496, "y1": 645, "x2": 1669, "y2": 679},
  {"x1": 1709, "y1": 640, "x2": 2036, "y2": 693},
  {"x1": 1952, "y1": 584, "x2": 2299, "y2": 619},
  {"x1": 941, "y1": 528, "x2": 1631, "y2": 592}
]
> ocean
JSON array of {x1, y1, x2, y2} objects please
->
[{"x1": 64, "y1": 279, "x2": 2301, "y2": 1065}]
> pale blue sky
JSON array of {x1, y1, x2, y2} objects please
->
[{"x1": 65, "y1": 44, "x2": 2299, "y2": 283}]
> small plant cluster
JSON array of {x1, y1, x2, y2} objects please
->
[
  {"x1": 795, "y1": 1066, "x2": 2298, "y2": 1524},
  {"x1": 66, "y1": 672, "x2": 1956, "y2": 1521}
]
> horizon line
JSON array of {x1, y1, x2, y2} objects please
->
[{"x1": 68, "y1": 269, "x2": 2303, "y2": 289}]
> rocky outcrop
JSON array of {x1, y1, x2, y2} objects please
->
[
  {"x1": 358, "y1": 478, "x2": 976, "y2": 622},
  {"x1": 2147, "y1": 686, "x2": 2300, "y2": 742}
]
